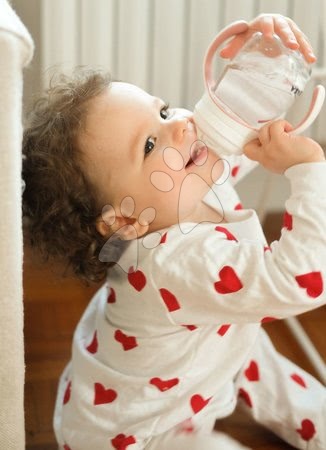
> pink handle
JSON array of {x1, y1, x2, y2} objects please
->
[
  {"x1": 204, "y1": 21, "x2": 248, "y2": 92},
  {"x1": 290, "y1": 84, "x2": 325, "y2": 135}
]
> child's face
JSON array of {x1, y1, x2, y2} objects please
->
[{"x1": 79, "y1": 82, "x2": 223, "y2": 237}]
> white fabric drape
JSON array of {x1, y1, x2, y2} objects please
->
[{"x1": 0, "y1": 1, "x2": 33, "y2": 448}]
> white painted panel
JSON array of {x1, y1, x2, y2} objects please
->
[
  {"x1": 41, "y1": 0, "x2": 78, "y2": 84},
  {"x1": 80, "y1": 0, "x2": 116, "y2": 72},
  {"x1": 320, "y1": 0, "x2": 326, "y2": 67},
  {"x1": 291, "y1": 0, "x2": 320, "y2": 51},
  {"x1": 116, "y1": 0, "x2": 151, "y2": 89},
  {"x1": 150, "y1": 0, "x2": 187, "y2": 106},
  {"x1": 185, "y1": 0, "x2": 220, "y2": 109},
  {"x1": 224, "y1": 0, "x2": 257, "y2": 23},
  {"x1": 256, "y1": 0, "x2": 290, "y2": 15}
]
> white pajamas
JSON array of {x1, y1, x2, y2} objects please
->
[{"x1": 54, "y1": 158, "x2": 326, "y2": 450}]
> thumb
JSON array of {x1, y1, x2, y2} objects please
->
[{"x1": 243, "y1": 138, "x2": 263, "y2": 162}]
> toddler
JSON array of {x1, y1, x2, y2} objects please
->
[{"x1": 22, "y1": 14, "x2": 326, "y2": 450}]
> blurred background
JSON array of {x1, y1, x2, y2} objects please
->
[
  {"x1": 10, "y1": 1, "x2": 325, "y2": 449},
  {"x1": 12, "y1": 0, "x2": 326, "y2": 212}
]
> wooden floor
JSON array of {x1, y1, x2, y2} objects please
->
[{"x1": 24, "y1": 212, "x2": 325, "y2": 450}]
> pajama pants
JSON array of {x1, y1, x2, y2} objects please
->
[{"x1": 146, "y1": 330, "x2": 326, "y2": 450}]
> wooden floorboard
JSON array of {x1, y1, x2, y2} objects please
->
[{"x1": 24, "y1": 211, "x2": 325, "y2": 450}]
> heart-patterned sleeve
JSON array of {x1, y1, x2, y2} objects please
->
[
  {"x1": 150, "y1": 162, "x2": 326, "y2": 325},
  {"x1": 224, "y1": 153, "x2": 259, "y2": 186}
]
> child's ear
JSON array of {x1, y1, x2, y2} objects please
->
[
  {"x1": 96, "y1": 205, "x2": 149, "y2": 240},
  {"x1": 96, "y1": 205, "x2": 117, "y2": 237}
]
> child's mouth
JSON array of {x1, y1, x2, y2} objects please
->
[{"x1": 185, "y1": 141, "x2": 207, "y2": 168}]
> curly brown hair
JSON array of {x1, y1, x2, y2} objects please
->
[{"x1": 22, "y1": 69, "x2": 126, "y2": 284}]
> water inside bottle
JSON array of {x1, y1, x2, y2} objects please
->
[
  {"x1": 214, "y1": 63, "x2": 297, "y2": 127},
  {"x1": 213, "y1": 39, "x2": 311, "y2": 129}
]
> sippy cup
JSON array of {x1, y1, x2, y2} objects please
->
[{"x1": 193, "y1": 21, "x2": 325, "y2": 156}]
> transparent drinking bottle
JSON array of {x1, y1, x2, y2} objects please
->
[
  {"x1": 214, "y1": 31, "x2": 311, "y2": 127},
  {"x1": 193, "y1": 21, "x2": 325, "y2": 156}
]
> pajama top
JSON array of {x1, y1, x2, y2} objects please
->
[{"x1": 54, "y1": 158, "x2": 326, "y2": 450}]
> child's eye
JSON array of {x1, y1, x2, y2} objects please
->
[
  {"x1": 144, "y1": 137, "x2": 156, "y2": 155},
  {"x1": 160, "y1": 104, "x2": 170, "y2": 120}
]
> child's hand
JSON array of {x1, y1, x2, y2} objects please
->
[
  {"x1": 243, "y1": 120, "x2": 325, "y2": 174},
  {"x1": 220, "y1": 14, "x2": 316, "y2": 63}
]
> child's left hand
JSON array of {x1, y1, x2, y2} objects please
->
[
  {"x1": 220, "y1": 14, "x2": 316, "y2": 63},
  {"x1": 244, "y1": 120, "x2": 325, "y2": 174}
]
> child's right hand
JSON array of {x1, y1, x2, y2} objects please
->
[{"x1": 243, "y1": 120, "x2": 325, "y2": 174}]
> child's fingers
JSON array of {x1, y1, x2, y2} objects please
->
[
  {"x1": 258, "y1": 14, "x2": 275, "y2": 40},
  {"x1": 244, "y1": 120, "x2": 293, "y2": 162},
  {"x1": 220, "y1": 14, "x2": 316, "y2": 63},
  {"x1": 260, "y1": 120, "x2": 292, "y2": 148},
  {"x1": 254, "y1": 14, "x2": 315, "y2": 63},
  {"x1": 243, "y1": 138, "x2": 263, "y2": 162},
  {"x1": 272, "y1": 15, "x2": 299, "y2": 49},
  {"x1": 257, "y1": 122, "x2": 272, "y2": 146},
  {"x1": 276, "y1": 17, "x2": 316, "y2": 62},
  {"x1": 268, "y1": 120, "x2": 293, "y2": 139},
  {"x1": 219, "y1": 33, "x2": 248, "y2": 59},
  {"x1": 289, "y1": 22, "x2": 316, "y2": 62}
]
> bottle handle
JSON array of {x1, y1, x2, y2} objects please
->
[
  {"x1": 204, "y1": 21, "x2": 248, "y2": 94},
  {"x1": 290, "y1": 84, "x2": 325, "y2": 135}
]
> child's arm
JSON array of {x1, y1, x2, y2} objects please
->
[{"x1": 151, "y1": 123, "x2": 326, "y2": 325}]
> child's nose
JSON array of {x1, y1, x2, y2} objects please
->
[{"x1": 167, "y1": 116, "x2": 189, "y2": 145}]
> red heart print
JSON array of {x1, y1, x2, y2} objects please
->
[
  {"x1": 107, "y1": 287, "x2": 116, "y2": 303},
  {"x1": 182, "y1": 324, "x2": 197, "y2": 331},
  {"x1": 150, "y1": 377, "x2": 179, "y2": 392},
  {"x1": 296, "y1": 419, "x2": 316, "y2": 441},
  {"x1": 190, "y1": 394, "x2": 211, "y2": 414},
  {"x1": 63, "y1": 445, "x2": 71, "y2": 450},
  {"x1": 283, "y1": 211, "x2": 293, "y2": 230},
  {"x1": 111, "y1": 433, "x2": 136, "y2": 450},
  {"x1": 231, "y1": 165, "x2": 240, "y2": 177},
  {"x1": 238, "y1": 388, "x2": 252, "y2": 408},
  {"x1": 86, "y1": 331, "x2": 98, "y2": 354},
  {"x1": 234, "y1": 203, "x2": 243, "y2": 210},
  {"x1": 160, "y1": 232, "x2": 167, "y2": 244},
  {"x1": 217, "y1": 324, "x2": 231, "y2": 336},
  {"x1": 63, "y1": 381, "x2": 71, "y2": 405},
  {"x1": 159, "y1": 288, "x2": 181, "y2": 312},
  {"x1": 244, "y1": 360, "x2": 260, "y2": 382},
  {"x1": 215, "y1": 226, "x2": 238, "y2": 242},
  {"x1": 291, "y1": 373, "x2": 307, "y2": 388},
  {"x1": 261, "y1": 316, "x2": 277, "y2": 323},
  {"x1": 114, "y1": 330, "x2": 138, "y2": 351},
  {"x1": 128, "y1": 266, "x2": 146, "y2": 292},
  {"x1": 94, "y1": 382, "x2": 117, "y2": 405},
  {"x1": 264, "y1": 246, "x2": 271, "y2": 252},
  {"x1": 295, "y1": 272, "x2": 323, "y2": 298},
  {"x1": 214, "y1": 266, "x2": 243, "y2": 294}
]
